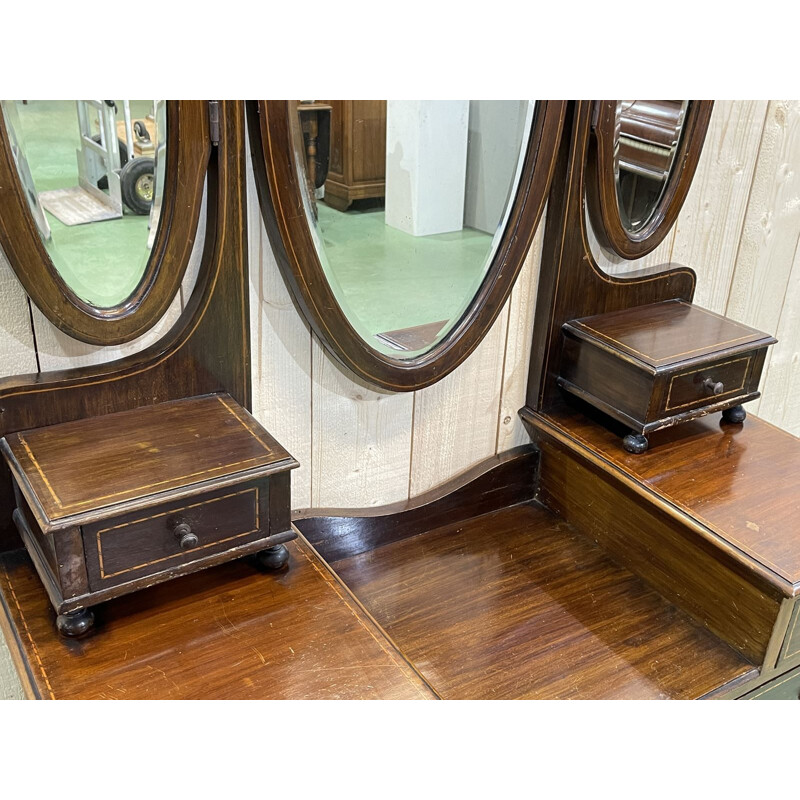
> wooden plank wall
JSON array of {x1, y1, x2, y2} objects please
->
[{"x1": 2, "y1": 102, "x2": 799, "y2": 517}]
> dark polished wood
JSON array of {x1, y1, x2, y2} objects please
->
[
  {"x1": 0, "y1": 538, "x2": 436, "y2": 699},
  {"x1": 296, "y1": 445, "x2": 538, "y2": 564},
  {"x1": 0, "y1": 101, "x2": 210, "y2": 345},
  {"x1": 249, "y1": 99, "x2": 566, "y2": 391},
  {"x1": 1, "y1": 393, "x2": 298, "y2": 622},
  {"x1": 0, "y1": 101, "x2": 252, "y2": 559},
  {"x1": 526, "y1": 102, "x2": 698, "y2": 415},
  {"x1": 558, "y1": 299, "x2": 776, "y2": 440},
  {"x1": 330, "y1": 502, "x2": 756, "y2": 699},
  {"x1": 527, "y1": 404, "x2": 800, "y2": 590},
  {"x1": 586, "y1": 100, "x2": 714, "y2": 259}
]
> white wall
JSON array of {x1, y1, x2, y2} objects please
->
[{"x1": 2, "y1": 100, "x2": 799, "y2": 698}]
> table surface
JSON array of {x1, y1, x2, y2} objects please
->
[
  {"x1": 1, "y1": 393, "x2": 298, "y2": 529},
  {"x1": 0, "y1": 535, "x2": 435, "y2": 700}
]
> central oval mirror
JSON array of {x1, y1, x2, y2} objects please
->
[
  {"x1": 614, "y1": 100, "x2": 688, "y2": 233},
  {"x1": 298, "y1": 100, "x2": 534, "y2": 356},
  {"x1": 250, "y1": 99, "x2": 566, "y2": 390},
  {"x1": 1, "y1": 99, "x2": 166, "y2": 308}
]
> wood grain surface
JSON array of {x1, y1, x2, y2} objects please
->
[
  {"x1": 529, "y1": 404, "x2": 800, "y2": 587},
  {"x1": 0, "y1": 536, "x2": 436, "y2": 700},
  {"x1": 2, "y1": 393, "x2": 297, "y2": 529},
  {"x1": 331, "y1": 502, "x2": 755, "y2": 699}
]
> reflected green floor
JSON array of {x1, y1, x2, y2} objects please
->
[
  {"x1": 13, "y1": 100, "x2": 154, "y2": 308},
  {"x1": 316, "y1": 201, "x2": 493, "y2": 354}
]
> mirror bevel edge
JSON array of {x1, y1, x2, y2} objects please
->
[
  {"x1": 0, "y1": 100, "x2": 212, "y2": 346},
  {"x1": 585, "y1": 100, "x2": 714, "y2": 261},
  {"x1": 249, "y1": 99, "x2": 567, "y2": 392}
]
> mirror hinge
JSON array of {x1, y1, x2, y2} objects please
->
[{"x1": 208, "y1": 101, "x2": 220, "y2": 146}]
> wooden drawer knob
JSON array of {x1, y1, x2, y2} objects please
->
[
  {"x1": 174, "y1": 521, "x2": 199, "y2": 550},
  {"x1": 703, "y1": 378, "x2": 725, "y2": 395}
]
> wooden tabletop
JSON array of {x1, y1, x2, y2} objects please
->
[
  {"x1": 1, "y1": 393, "x2": 299, "y2": 530},
  {"x1": 0, "y1": 535, "x2": 435, "y2": 700},
  {"x1": 332, "y1": 502, "x2": 755, "y2": 699},
  {"x1": 531, "y1": 405, "x2": 800, "y2": 589},
  {"x1": 565, "y1": 300, "x2": 776, "y2": 370}
]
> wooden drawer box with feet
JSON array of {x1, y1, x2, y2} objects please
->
[
  {"x1": 558, "y1": 299, "x2": 777, "y2": 453},
  {"x1": 1, "y1": 393, "x2": 299, "y2": 638}
]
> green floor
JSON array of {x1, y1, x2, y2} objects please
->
[
  {"x1": 11, "y1": 100, "x2": 154, "y2": 308},
  {"x1": 315, "y1": 201, "x2": 494, "y2": 355},
  {"x1": 8, "y1": 102, "x2": 497, "y2": 349}
]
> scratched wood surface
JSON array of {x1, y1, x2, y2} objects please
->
[
  {"x1": 0, "y1": 536, "x2": 436, "y2": 700},
  {"x1": 331, "y1": 502, "x2": 756, "y2": 699}
]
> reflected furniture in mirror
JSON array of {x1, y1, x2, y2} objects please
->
[
  {"x1": 558, "y1": 100, "x2": 777, "y2": 451},
  {"x1": 0, "y1": 101, "x2": 299, "y2": 637},
  {"x1": 2, "y1": 99, "x2": 800, "y2": 700},
  {"x1": 248, "y1": 99, "x2": 566, "y2": 389}
]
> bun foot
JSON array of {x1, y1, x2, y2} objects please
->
[
  {"x1": 722, "y1": 404, "x2": 747, "y2": 424},
  {"x1": 257, "y1": 544, "x2": 290, "y2": 570},
  {"x1": 623, "y1": 432, "x2": 649, "y2": 454},
  {"x1": 56, "y1": 607, "x2": 95, "y2": 638}
]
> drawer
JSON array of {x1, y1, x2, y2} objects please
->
[
  {"x1": 82, "y1": 482, "x2": 268, "y2": 589},
  {"x1": 741, "y1": 666, "x2": 800, "y2": 700},
  {"x1": 663, "y1": 355, "x2": 752, "y2": 414}
]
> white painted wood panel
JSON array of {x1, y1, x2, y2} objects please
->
[
  {"x1": 0, "y1": 249, "x2": 38, "y2": 377},
  {"x1": 409, "y1": 307, "x2": 509, "y2": 496},
  {"x1": 671, "y1": 101, "x2": 768, "y2": 313},
  {"x1": 496, "y1": 218, "x2": 546, "y2": 452},
  {"x1": 311, "y1": 334, "x2": 414, "y2": 508},
  {"x1": 246, "y1": 154, "x2": 313, "y2": 509}
]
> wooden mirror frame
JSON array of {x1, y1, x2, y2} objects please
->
[
  {"x1": 248, "y1": 100, "x2": 566, "y2": 391},
  {"x1": 0, "y1": 100, "x2": 210, "y2": 345},
  {"x1": 585, "y1": 100, "x2": 714, "y2": 260}
]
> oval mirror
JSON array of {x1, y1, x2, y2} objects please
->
[
  {"x1": 586, "y1": 100, "x2": 713, "y2": 260},
  {"x1": 249, "y1": 99, "x2": 566, "y2": 391},
  {"x1": 615, "y1": 100, "x2": 688, "y2": 233},
  {"x1": 0, "y1": 100, "x2": 210, "y2": 345}
]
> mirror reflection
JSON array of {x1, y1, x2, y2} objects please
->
[
  {"x1": 614, "y1": 100, "x2": 688, "y2": 233},
  {"x1": 1, "y1": 100, "x2": 167, "y2": 308},
  {"x1": 294, "y1": 100, "x2": 534, "y2": 357}
]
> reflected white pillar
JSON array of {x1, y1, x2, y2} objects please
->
[{"x1": 385, "y1": 100, "x2": 469, "y2": 237}]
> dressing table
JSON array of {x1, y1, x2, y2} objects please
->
[{"x1": 1, "y1": 99, "x2": 798, "y2": 700}]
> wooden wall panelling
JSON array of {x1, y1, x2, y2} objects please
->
[
  {"x1": 670, "y1": 101, "x2": 769, "y2": 313},
  {"x1": 245, "y1": 147, "x2": 313, "y2": 509},
  {"x1": 727, "y1": 100, "x2": 800, "y2": 419},
  {"x1": 410, "y1": 308, "x2": 509, "y2": 496},
  {"x1": 756, "y1": 240, "x2": 800, "y2": 435},
  {"x1": 0, "y1": 250, "x2": 38, "y2": 378},
  {"x1": 310, "y1": 335, "x2": 413, "y2": 508},
  {"x1": 496, "y1": 216, "x2": 546, "y2": 452}
]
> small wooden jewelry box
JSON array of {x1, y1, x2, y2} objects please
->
[
  {"x1": 558, "y1": 299, "x2": 777, "y2": 452},
  {"x1": 0, "y1": 393, "x2": 299, "y2": 636}
]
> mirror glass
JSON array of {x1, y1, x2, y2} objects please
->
[
  {"x1": 293, "y1": 100, "x2": 535, "y2": 357},
  {"x1": 614, "y1": 100, "x2": 689, "y2": 233},
  {"x1": 1, "y1": 100, "x2": 167, "y2": 308}
]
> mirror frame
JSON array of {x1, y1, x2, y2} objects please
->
[
  {"x1": 585, "y1": 100, "x2": 714, "y2": 260},
  {"x1": 0, "y1": 100, "x2": 211, "y2": 345},
  {"x1": 248, "y1": 99, "x2": 566, "y2": 392}
]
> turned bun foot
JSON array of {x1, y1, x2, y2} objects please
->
[
  {"x1": 257, "y1": 544, "x2": 290, "y2": 570},
  {"x1": 623, "y1": 432, "x2": 649, "y2": 454},
  {"x1": 722, "y1": 404, "x2": 747, "y2": 424},
  {"x1": 56, "y1": 607, "x2": 95, "y2": 638}
]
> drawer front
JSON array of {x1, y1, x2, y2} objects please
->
[
  {"x1": 83, "y1": 484, "x2": 267, "y2": 589},
  {"x1": 663, "y1": 355, "x2": 753, "y2": 414},
  {"x1": 741, "y1": 666, "x2": 800, "y2": 700}
]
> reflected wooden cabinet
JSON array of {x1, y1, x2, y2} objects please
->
[{"x1": 322, "y1": 100, "x2": 386, "y2": 211}]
